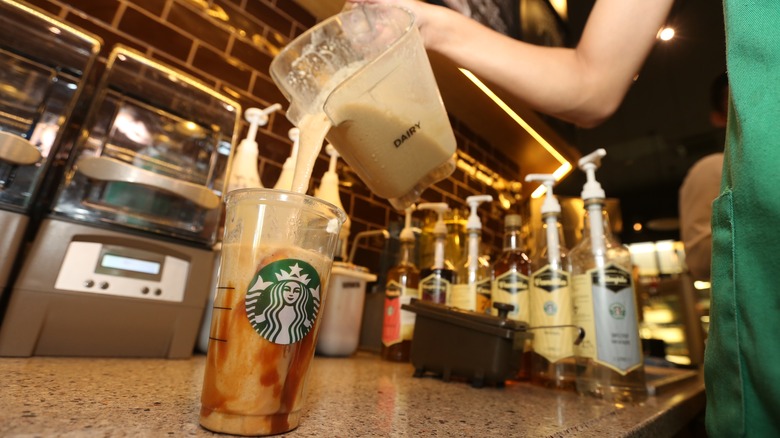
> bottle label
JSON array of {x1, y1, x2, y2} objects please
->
[
  {"x1": 382, "y1": 282, "x2": 402, "y2": 346},
  {"x1": 572, "y1": 263, "x2": 642, "y2": 375},
  {"x1": 475, "y1": 278, "x2": 491, "y2": 314},
  {"x1": 450, "y1": 284, "x2": 476, "y2": 311},
  {"x1": 491, "y1": 269, "x2": 529, "y2": 321},
  {"x1": 382, "y1": 280, "x2": 419, "y2": 346},
  {"x1": 530, "y1": 265, "x2": 574, "y2": 363},
  {"x1": 400, "y1": 286, "x2": 419, "y2": 341},
  {"x1": 420, "y1": 273, "x2": 451, "y2": 304}
]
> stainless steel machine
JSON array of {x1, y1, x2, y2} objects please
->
[
  {"x1": 0, "y1": 46, "x2": 241, "y2": 358},
  {"x1": 0, "y1": 0, "x2": 100, "y2": 298}
]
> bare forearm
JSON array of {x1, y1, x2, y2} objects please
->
[{"x1": 348, "y1": 0, "x2": 673, "y2": 127}]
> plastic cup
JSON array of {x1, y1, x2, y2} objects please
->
[{"x1": 199, "y1": 188, "x2": 346, "y2": 436}]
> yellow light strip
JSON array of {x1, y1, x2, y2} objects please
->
[
  {"x1": 459, "y1": 68, "x2": 573, "y2": 199},
  {"x1": 530, "y1": 184, "x2": 546, "y2": 199},
  {"x1": 460, "y1": 68, "x2": 569, "y2": 164},
  {"x1": 549, "y1": 0, "x2": 568, "y2": 20}
]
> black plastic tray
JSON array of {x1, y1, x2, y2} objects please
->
[{"x1": 402, "y1": 299, "x2": 532, "y2": 388}]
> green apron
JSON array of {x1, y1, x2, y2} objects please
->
[{"x1": 705, "y1": 2, "x2": 780, "y2": 436}]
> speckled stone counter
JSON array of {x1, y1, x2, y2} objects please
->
[{"x1": 0, "y1": 352, "x2": 703, "y2": 437}]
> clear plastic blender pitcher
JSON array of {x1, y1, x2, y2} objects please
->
[{"x1": 270, "y1": 5, "x2": 457, "y2": 210}]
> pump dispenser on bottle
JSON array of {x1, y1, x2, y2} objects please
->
[
  {"x1": 525, "y1": 173, "x2": 576, "y2": 390},
  {"x1": 315, "y1": 144, "x2": 351, "y2": 260},
  {"x1": 417, "y1": 203, "x2": 454, "y2": 305},
  {"x1": 382, "y1": 205, "x2": 421, "y2": 362},
  {"x1": 451, "y1": 195, "x2": 493, "y2": 313},
  {"x1": 569, "y1": 148, "x2": 646, "y2": 402},
  {"x1": 274, "y1": 127, "x2": 300, "y2": 191},
  {"x1": 226, "y1": 104, "x2": 282, "y2": 192}
]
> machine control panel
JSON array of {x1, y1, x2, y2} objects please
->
[{"x1": 54, "y1": 241, "x2": 189, "y2": 302}]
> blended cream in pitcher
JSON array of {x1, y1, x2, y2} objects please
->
[
  {"x1": 325, "y1": 103, "x2": 455, "y2": 200},
  {"x1": 289, "y1": 50, "x2": 455, "y2": 205},
  {"x1": 200, "y1": 242, "x2": 334, "y2": 436}
]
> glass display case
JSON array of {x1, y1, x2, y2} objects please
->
[
  {"x1": 51, "y1": 46, "x2": 240, "y2": 246},
  {"x1": 629, "y1": 241, "x2": 708, "y2": 367},
  {"x1": 0, "y1": 0, "x2": 100, "y2": 212},
  {"x1": 0, "y1": 0, "x2": 101, "y2": 294}
]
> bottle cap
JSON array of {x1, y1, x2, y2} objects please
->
[
  {"x1": 465, "y1": 195, "x2": 493, "y2": 230},
  {"x1": 525, "y1": 173, "x2": 561, "y2": 215},
  {"x1": 578, "y1": 148, "x2": 607, "y2": 201},
  {"x1": 418, "y1": 202, "x2": 449, "y2": 236},
  {"x1": 399, "y1": 205, "x2": 416, "y2": 241},
  {"x1": 505, "y1": 214, "x2": 521, "y2": 228}
]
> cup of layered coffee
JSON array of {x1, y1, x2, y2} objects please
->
[{"x1": 200, "y1": 188, "x2": 346, "y2": 436}]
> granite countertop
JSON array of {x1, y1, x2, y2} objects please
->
[{"x1": 0, "y1": 352, "x2": 704, "y2": 437}]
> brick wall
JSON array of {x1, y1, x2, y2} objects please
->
[{"x1": 24, "y1": 0, "x2": 525, "y2": 275}]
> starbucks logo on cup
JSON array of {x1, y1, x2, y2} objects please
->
[{"x1": 245, "y1": 259, "x2": 321, "y2": 345}]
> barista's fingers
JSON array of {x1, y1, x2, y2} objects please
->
[
  {"x1": 346, "y1": 0, "x2": 416, "y2": 11},
  {"x1": 344, "y1": 0, "x2": 441, "y2": 46}
]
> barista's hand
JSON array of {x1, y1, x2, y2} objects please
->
[{"x1": 345, "y1": 0, "x2": 457, "y2": 50}]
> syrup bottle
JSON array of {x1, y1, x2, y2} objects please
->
[
  {"x1": 490, "y1": 212, "x2": 532, "y2": 379},
  {"x1": 525, "y1": 173, "x2": 576, "y2": 390},
  {"x1": 382, "y1": 206, "x2": 420, "y2": 362},
  {"x1": 452, "y1": 195, "x2": 493, "y2": 312},
  {"x1": 417, "y1": 203, "x2": 454, "y2": 304},
  {"x1": 569, "y1": 149, "x2": 647, "y2": 402}
]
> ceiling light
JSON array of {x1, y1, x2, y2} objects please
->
[{"x1": 658, "y1": 27, "x2": 675, "y2": 41}]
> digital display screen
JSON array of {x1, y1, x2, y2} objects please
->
[{"x1": 101, "y1": 254, "x2": 161, "y2": 275}]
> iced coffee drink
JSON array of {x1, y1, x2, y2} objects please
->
[{"x1": 200, "y1": 189, "x2": 345, "y2": 436}]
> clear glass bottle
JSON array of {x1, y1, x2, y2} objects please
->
[
  {"x1": 419, "y1": 230, "x2": 455, "y2": 305},
  {"x1": 418, "y1": 203, "x2": 454, "y2": 305},
  {"x1": 529, "y1": 212, "x2": 576, "y2": 390},
  {"x1": 453, "y1": 235, "x2": 492, "y2": 313},
  {"x1": 490, "y1": 213, "x2": 532, "y2": 379},
  {"x1": 569, "y1": 203, "x2": 647, "y2": 402},
  {"x1": 381, "y1": 234, "x2": 420, "y2": 362},
  {"x1": 452, "y1": 196, "x2": 493, "y2": 313}
]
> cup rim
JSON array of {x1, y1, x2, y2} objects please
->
[
  {"x1": 274, "y1": 4, "x2": 415, "y2": 60},
  {"x1": 225, "y1": 187, "x2": 347, "y2": 226},
  {"x1": 269, "y1": 4, "x2": 415, "y2": 118}
]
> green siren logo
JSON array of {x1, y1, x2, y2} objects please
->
[
  {"x1": 245, "y1": 259, "x2": 321, "y2": 345},
  {"x1": 609, "y1": 302, "x2": 627, "y2": 319}
]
